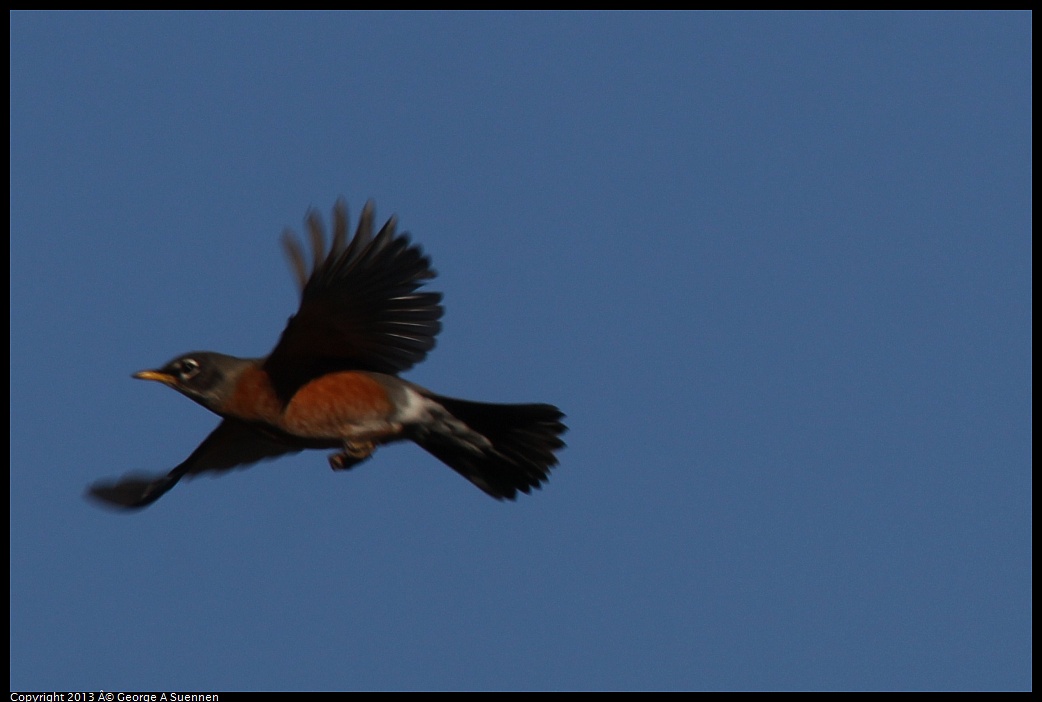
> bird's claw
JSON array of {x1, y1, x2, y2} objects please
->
[{"x1": 328, "y1": 440, "x2": 375, "y2": 471}]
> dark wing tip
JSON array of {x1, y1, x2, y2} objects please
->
[
  {"x1": 281, "y1": 229, "x2": 309, "y2": 292},
  {"x1": 283, "y1": 199, "x2": 409, "y2": 297},
  {"x1": 86, "y1": 473, "x2": 180, "y2": 511}
]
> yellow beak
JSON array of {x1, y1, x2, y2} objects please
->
[{"x1": 132, "y1": 370, "x2": 177, "y2": 385}]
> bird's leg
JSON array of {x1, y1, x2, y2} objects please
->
[{"x1": 328, "y1": 439, "x2": 376, "y2": 471}]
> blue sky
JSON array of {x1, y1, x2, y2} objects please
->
[{"x1": 10, "y1": 12, "x2": 1031, "y2": 691}]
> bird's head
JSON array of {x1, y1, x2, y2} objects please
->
[{"x1": 134, "y1": 352, "x2": 256, "y2": 413}]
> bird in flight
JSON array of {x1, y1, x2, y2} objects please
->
[{"x1": 88, "y1": 200, "x2": 566, "y2": 509}]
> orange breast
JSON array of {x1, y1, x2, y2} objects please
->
[
  {"x1": 281, "y1": 371, "x2": 394, "y2": 438},
  {"x1": 222, "y1": 365, "x2": 284, "y2": 424},
  {"x1": 221, "y1": 367, "x2": 394, "y2": 440}
]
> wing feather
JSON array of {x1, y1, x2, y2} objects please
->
[{"x1": 264, "y1": 199, "x2": 443, "y2": 402}]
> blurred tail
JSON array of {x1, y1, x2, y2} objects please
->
[{"x1": 413, "y1": 393, "x2": 567, "y2": 499}]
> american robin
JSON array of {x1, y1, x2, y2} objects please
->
[{"x1": 88, "y1": 200, "x2": 566, "y2": 509}]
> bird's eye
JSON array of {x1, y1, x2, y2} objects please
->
[{"x1": 178, "y1": 358, "x2": 201, "y2": 379}]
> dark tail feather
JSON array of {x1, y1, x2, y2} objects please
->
[
  {"x1": 86, "y1": 471, "x2": 183, "y2": 510},
  {"x1": 414, "y1": 394, "x2": 567, "y2": 500}
]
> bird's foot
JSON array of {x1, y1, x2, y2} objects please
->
[{"x1": 328, "y1": 440, "x2": 376, "y2": 471}]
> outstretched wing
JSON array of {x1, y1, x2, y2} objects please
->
[
  {"x1": 265, "y1": 199, "x2": 443, "y2": 403},
  {"x1": 86, "y1": 419, "x2": 302, "y2": 509}
]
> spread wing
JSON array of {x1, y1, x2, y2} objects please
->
[
  {"x1": 86, "y1": 419, "x2": 303, "y2": 509},
  {"x1": 265, "y1": 199, "x2": 443, "y2": 403}
]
